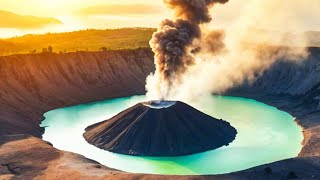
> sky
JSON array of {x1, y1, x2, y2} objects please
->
[
  {"x1": 0, "y1": 0, "x2": 164, "y2": 16},
  {"x1": 0, "y1": 0, "x2": 319, "y2": 38}
]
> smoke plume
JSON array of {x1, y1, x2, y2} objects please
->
[
  {"x1": 147, "y1": 0, "x2": 311, "y2": 102},
  {"x1": 147, "y1": 0, "x2": 229, "y2": 100}
]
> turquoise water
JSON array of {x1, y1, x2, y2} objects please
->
[{"x1": 41, "y1": 95, "x2": 303, "y2": 175}]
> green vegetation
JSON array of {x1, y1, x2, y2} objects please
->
[{"x1": 0, "y1": 28, "x2": 155, "y2": 56}]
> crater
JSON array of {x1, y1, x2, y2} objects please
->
[{"x1": 142, "y1": 100, "x2": 177, "y2": 109}]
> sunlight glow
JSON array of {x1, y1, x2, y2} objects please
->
[
  {"x1": 0, "y1": 0, "x2": 319, "y2": 38},
  {"x1": 1, "y1": 0, "x2": 163, "y2": 16}
]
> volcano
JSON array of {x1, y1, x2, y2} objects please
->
[{"x1": 83, "y1": 101, "x2": 237, "y2": 157}]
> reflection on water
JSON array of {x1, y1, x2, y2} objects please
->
[{"x1": 41, "y1": 95, "x2": 303, "y2": 175}]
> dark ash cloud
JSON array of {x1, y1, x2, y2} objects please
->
[{"x1": 149, "y1": 0, "x2": 229, "y2": 99}]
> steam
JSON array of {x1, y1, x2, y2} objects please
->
[
  {"x1": 147, "y1": 0, "x2": 229, "y2": 100},
  {"x1": 147, "y1": 0, "x2": 310, "y2": 101}
]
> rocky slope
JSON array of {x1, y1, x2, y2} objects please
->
[
  {"x1": 0, "y1": 48, "x2": 154, "y2": 137},
  {"x1": 229, "y1": 47, "x2": 320, "y2": 158},
  {"x1": 223, "y1": 47, "x2": 320, "y2": 179},
  {"x1": 0, "y1": 47, "x2": 320, "y2": 179}
]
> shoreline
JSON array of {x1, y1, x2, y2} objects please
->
[
  {"x1": 40, "y1": 95, "x2": 307, "y2": 176},
  {"x1": 1, "y1": 94, "x2": 314, "y2": 179},
  {"x1": 295, "y1": 119, "x2": 311, "y2": 156}
]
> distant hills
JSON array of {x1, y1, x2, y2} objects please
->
[
  {"x1": 0, "y1": 27, "x2": 319, "y2": 57},
  {"x1": 0, "y1": 28, "x2": 155, "y2": 56},
  {"x1": 0, "y1": 10, "x2": 62, "y2": 29}
]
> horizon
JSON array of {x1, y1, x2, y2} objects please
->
[{"x1": 0, "y1": 0, "x2": 320, "y2": 38}]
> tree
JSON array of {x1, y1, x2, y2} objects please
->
[
  {"x1": 42, "y1": 48, "x2": 48, "y2": 53},
  {"x1": 48, "y1": 46, "x2": 53, "y2": 53},
  {"x1": 100, "y1": 47, "x2": 108, "y2": 51},
  {"x1": 30, "y1": 49, "x2": 36, "y2": 54}
]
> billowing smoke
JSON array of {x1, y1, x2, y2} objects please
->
[
  {"x1": 192, "y1": 30, "x2": 226, "y2": 56},
  {"x1": 147, "y1": 0, "x2": 229, "y2": 100},
  {"x1": 147, "y1": 0, "x2": 311, "y2": 102}
]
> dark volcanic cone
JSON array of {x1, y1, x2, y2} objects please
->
[{"x1": 83, "y1": 101, "x2": 237, "y2": 157}]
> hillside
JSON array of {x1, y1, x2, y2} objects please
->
[
  {"x1": 0, "y1": 48, "x2": 154, "y2": 137},
  {"x1": 0, "y1": 28, "x2": 155, "y2": 56},
  {"x1": 1, "y1": 28, "x2": 319, "y2": 57}
]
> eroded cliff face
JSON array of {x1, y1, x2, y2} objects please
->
[
  {"x1": 0, "y1": 48, "x2": 155, "y2": 137},
  {"x1": 236, "y1": 47, "x2": 320, "y2": 113},
  {"x1": 1, "y1": 47, "x2": 318, "y2": 138},
  {"x1": 230, "y1": 47, "x2": 320, "y2": 158}
]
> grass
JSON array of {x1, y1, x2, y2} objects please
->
[{"x1": 0, "y1": 28, "x2": 156, "y2": 56}]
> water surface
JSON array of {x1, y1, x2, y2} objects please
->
[{"x1": 41, "y1": 95, "x2": 303, "y2": 175}]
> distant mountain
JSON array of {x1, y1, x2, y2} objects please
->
[{"x1": 0, "y1": 10, "x2": 62, "y2": 29}]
